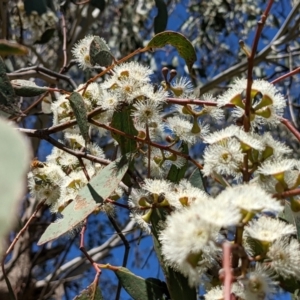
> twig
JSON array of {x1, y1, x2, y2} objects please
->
[
  {"x1": 279, "y1": 116, "x2": 300, "y2": 142},
  {"x1": 59, "y1": 12, "x2": 68, "y2": 73},
  {"x1": 1, "y1": 199, "x2": 46, "y2": 300},
  {"x1": 222, "y1": 242, "x2": 232, "y2": 300}
]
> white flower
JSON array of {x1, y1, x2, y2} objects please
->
[
  {"x1": 201, "y1": 93, "x2": 225, "y2": 121},
  {"x1": 235, "y1": 129, "x2": 265, "y2": 151},
  {"x1": 203, "y1": 125, "x2": 239, "y2": 144},
  {"x1": 257, "y1": 159, "x2": 296, "y2": 177},
  {"x1": 262, "y1": 132, "x2": 292, "y2": 158},
  {"x1": 244, "y1": 216, "x2": 296, "y2": 243},
  {"x1": 267, "y1": 238, "x2": 300, "y2": 279},
  {"x1": 168, "y1": 179, "x2": 210, "y2": 209},
  {"x1": 239, "y1": 264, "x2": 277, "y2": 300},
  {"x1": 113, "y1": 61, "x2": 153, "y2": 83},
  {"x1": 216, "y1": 184, "x2": 283, "y2": 215},
  {"x1": 98, "y1": 89, "x2": 120, "y2": 110},
  {"x1": 131, "y1": 99, "x2": 162, "y2": 126},
  {"x1": 142, "y1": 178, "x2": 173, "y2": 197},
  {"x1": 191, "y1": 197, "x2": 241, "y2": 227},
  {"x1": 159, "y1": 206, "x2": 219, "y2": 287},
  {"x1": 170, "y1": 77, "x2": 194, "y2": 96},
  {"x1": 217, "y1": 78, "x2": 286, "y2": 128},
  {"x1": 202, "y1": 138, "x2": 244, "y2": 178},
  {"x1": 204, "y1": 285, "x2": 223, "y2": 300},
  {"x1": 72, "y1": 35, "x2": 95, "y2": 69},
  {"x1": 129, "y1": 210, "x2": 151, "y2": 234},
  {"x1": 77, "y1": 82, "x2": 102, "y2": 107}
]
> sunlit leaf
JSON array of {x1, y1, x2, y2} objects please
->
[
  {"x1": 0, "y1": 118, "x2": 31, "y2": 254},
  {"x1": 11, "y1": 79, "x2": 49, "y2": 97},
  {"x1": 38, "y1": 156, "x2": 129, "y2": 245},
  {"x1": 114, "y1": 267, "x2": 169, "y2": 300},
  {"x1": 73, "y1": 281, "x2": 103, "y2": 300},
  {"x1": 146, "y1": 31, "x2": 197, "y2": 74},
  {"x1": 0, "y1": 40, "x2": 29, "y2": 56}
]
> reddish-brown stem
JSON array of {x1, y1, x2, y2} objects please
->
[
  {"x1": 80, "y1": 219, "x2": 102, "y2": 275},
  {"x1": 105, "y1": 198, "x2": 130, "y2": 209},
  {"x1": 89, "y1": 119, "x2": 204, "y2": 170},
  {"x1": 78, "y1": 157, "x2": 91, "y2": 181},
  {"x1": 1, "y1": 199, "x2": 46, "y2": 300},
  {"x1": 273, "y1": 188, "x2": 300, "y2": 199},
  {"x1": 279, "y1": 116, "x2": 300, "y2": 142},
  {"x1": 222, "y1": 242, "x2": 232, "y2": 300},
  {"x1": 271, "y1": 66, "x2": 300, "y2": 85}
]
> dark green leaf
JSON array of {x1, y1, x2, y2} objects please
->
[
  {"x1": 0, "y1": 40, "x2": 29, "y2": 56},
  {"x1": 279, "y1": 276, "x2": 300, "y2": 294},
  {"x1": 114, "y1": 267, "x2": 169, "y2": 300},
  {"x1": 11, "y1": 80, "x2": 49, "y2": 97},
  {"x1": 38, "y1": 156, "x2": 129, "y2": 245},
  {"x1": 89, "y1": 36, "x2": 113, "y2": 67},
  {"x1": 146, "y1": 31, "x2": 197, "y2": 74},
  {"x1": 68, "y1": 91, "x2": 90, "y2": 145},
  {"x1": 154, "y1": 0, "x2": 168, "y2": 34},
  {"x1": 167, "y1": 142, "x2": 188, "y2": 183},
  {"x1": 90, "y1": 0, "x2": 106, "y2": 11},
  {"x1": 34, "y1": 28, "x2": 55, "y2": 44},
  {"x1": 0, "y1": 57, "x2": 21, "y2": 117},
  {"x1": 24, "y1": 0, "x2": 47, "y2": 15},
  {"x1": 188, "y1": 167, "x2": 206, "y2": 192},
  {"x1": 150, "y1": 209, "x2": 197, "y2": 300},
  {"x1": 73, "y1": 282, "x2": 103, "y2": 300}
]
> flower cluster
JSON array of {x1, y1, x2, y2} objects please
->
[{"x1": 27, "y1": 35, "x2": 300, "y2": 299}]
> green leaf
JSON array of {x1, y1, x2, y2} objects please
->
[
  {"x1": 73, "y1": 282, "x2": 103, "y2": 300},
  {"x1": 150, "y1": 209, "x2": 197, "y2": 300},
  {"x1": 279, "y1": 201, "x2": 300, "y2": 241},
  {"x1": 111, "y1": 106, "x2": 138, "y2": 155},
  {"x1": 38, "y1": 156, "x2": 129, "y2": 245},
  {"x1": 146, "y1": 31, "x2": 197, "y2": 74},
  {"x1": 68, "y1": 91, "x2": 90, "y2": 145},
  {"x1": 0, "y1": 118, "x2": 31, "y2": 254},
  {"x1": 188, "y1": 167, "x2": 206, "y2": 192},
  {"x1": 167, "y1": 142, "x2": 188, "y2": 183},
  {"x1": 114, "y1": 267, "x2": 169, "y2": 300},
  {"x1": 279, "y1": 276, "x2": 300, "y2": 294},
  {"x1": 34, "y1": 28, "x2": 55, "y2": 44},
  {"x1": 154, "y1": 0, "x2": 168, "y2": 34},
  {"x1": 0, "y1": 40, "x2": 29, "y2": 56},
  {"x1": 0, "y1": 57, "x2": 21, "y2": 117},
  {"x1": 89, "y1": 0, "x2": 106, "y2": 11},
  {"x1": 89, "y1": 36, "x2": 113, "y2": 67},
  {"x1": 24, "y1": 0, "x2": 47, "y2": 15},
  {"x1": 11, "y1": 80, "x2": 49, "y2": 97}
]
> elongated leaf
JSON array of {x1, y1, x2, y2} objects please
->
[
  {"x1": 150, "y1": 209, "x2": 197, "y2": 300},
  {"x1": 188, "y1": 167, "x2": 206, "y2": 192},
  {"x1": 0, "y1": 57, "x2": 21, "y2": 117},
  {"x1": 111, "y1": 106, "x2": 138, "y2": 155},
  {"x1": 38, "y1": 156, "x2": 129, "y2": 245},
  {"x1": 154, "y1": 0, "x2": 168, "y2": 34},
  {"x1": 68, "y1": 92, "x2": 90, "y2": 145},
  {"x1": 0, "y1": 40, "x2": 29, "y2": 56},
  {"x1": 34, "y1": 28, "x2": 55, "y2": 44},
  {"x1": 11, "y1": 80, "x2": 49, "y2": 97},
  {"x1": 167, "y1": 142, "x2": 188, "y2": 183},
  {"x1": 73, "y1": 282, "x2": 103, "y2": 300},
  {"x1": 146, "y1": 31, "x2": 197, "y2": 74},
  {"x1": 114, "y1": 267, "x2": 169, "y2": 300},
  {"x1": 0, "y1": 118, "x2": 31, "y2": 254}
]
